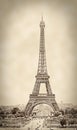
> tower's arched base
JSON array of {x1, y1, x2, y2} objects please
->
[{"x1": 25, "y1": 94, "x2": 59, "y2": 116}]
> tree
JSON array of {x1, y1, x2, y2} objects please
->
[
  {"x1": 68, "y1": 119, "x2": 77, "y2": 125},
  {"x1": 0, "y1": 108, "x2": 6, "y2": 119},
  {"x1": 59, "y1": 109, "x2": 64, "y2": 115},
  {"x1": 70, "y1": 108, "x2": 77, "y2": 117},
  {"x1": 60, "y1": 118, "x2": 67, "y2": 127},
  {"x1": 11, "y1": 107, "x2": 20, "y2": 115},
  {"x1": 54, "y1": 111, "x2": 61, "y2": 117}
]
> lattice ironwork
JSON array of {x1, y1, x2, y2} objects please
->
[{"x1": 25, "y1": 17, "x2": 59, "y2": 116}]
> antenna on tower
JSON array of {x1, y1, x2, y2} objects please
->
[
  {"x1": 42, "y1": 15, "x2": 43, "y2": 21},
  {"x1": 41, "y1": 13, "x2": 43, "y2": 21}
]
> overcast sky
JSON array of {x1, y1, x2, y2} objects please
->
[{"x1": 0, "y1": 0, "x2": 77, "y2": 106}]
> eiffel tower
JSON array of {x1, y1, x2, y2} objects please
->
[{"x1": 25, "y1": 17, "x2": 59, "y2": 116}]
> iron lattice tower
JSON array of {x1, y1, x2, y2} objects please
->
[{"x1": 25, "y1": 17, "x2": 59, "y2": 116}]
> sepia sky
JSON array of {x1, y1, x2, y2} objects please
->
[{"x1": 0, "y1": 0, "x2": 77, "y2": 106}]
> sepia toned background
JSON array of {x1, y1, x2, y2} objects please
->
[{"x1": 0, "y1": 0, "x2": 77, "y2": 106}]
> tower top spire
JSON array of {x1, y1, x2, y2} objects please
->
[{"x1": 40, "y1": 15, "x2": 45, "y2": 27}]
